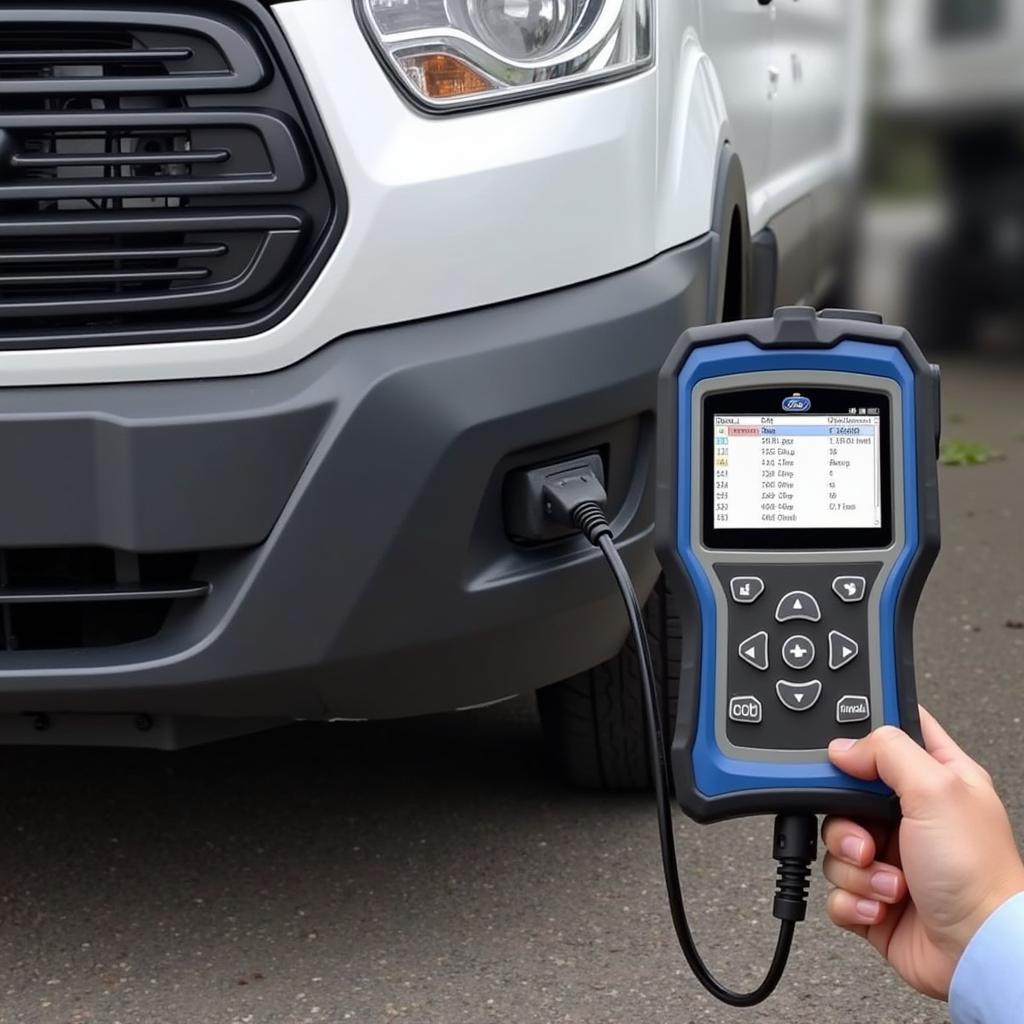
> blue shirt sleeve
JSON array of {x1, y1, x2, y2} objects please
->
[{"x1": 949, "y1": 892, "x2": 1024, "y2": 1024}]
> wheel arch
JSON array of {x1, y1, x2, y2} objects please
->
[{"x1": 707, "y1": 143, "x2": 754, "y2": 323}]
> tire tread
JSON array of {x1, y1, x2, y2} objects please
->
[{"x1": 538, "y1": 576, "x2": 682, "y2": 791}]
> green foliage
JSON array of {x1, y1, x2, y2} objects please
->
[{"x1": 939, "y1": 439, "x2": 1002, "y2": 466}]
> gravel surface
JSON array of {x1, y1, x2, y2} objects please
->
[{"x1": 2, "y1": 218, "x2": 1023, "y2": 1024}]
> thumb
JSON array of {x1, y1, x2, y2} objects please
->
[{"x1": 829, "y1": 726, "x2": 958, "y2": 819}]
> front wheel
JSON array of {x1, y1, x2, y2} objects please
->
[{"x1": 537, "y1": 576, "x2": 681, "y2": 791}]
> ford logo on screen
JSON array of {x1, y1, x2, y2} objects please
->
[{"x1": 782, "y1": 395, "x2": 811, "y2": 413}]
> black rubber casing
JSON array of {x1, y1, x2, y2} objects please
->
[{"x1": 655, "y1": 307, "x2": 942, "y2": 822}]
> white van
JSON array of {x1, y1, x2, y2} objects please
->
[{"x1": 0, "y1": 0, "x2": 865, "y2": 785}]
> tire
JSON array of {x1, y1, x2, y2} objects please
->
[
  {"x1": 904, "y1": 242, "x2": 975, "y2": 354},
  {"x1": 538, "y1": 575, "x2": 681, "y2": 790}
]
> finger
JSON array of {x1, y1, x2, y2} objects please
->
[
  {"x1": 863, "y1": 895, "x2": 905, "y2": 962},
  {"x1": 919, "y1": 706, "x2": 993, "y2": 787},
  {"x1": 823, "y1": 853, "x2": 907, "y2": 904},
  {"x1": 828, "y1": 727, "x2": 960, "y2": 817},
  {"x1": 876, "y1": 824, "x2": 902, "y2": 869},
  {"x1": 826, "y1": 888, "x2": 888, "y2": 930},
  {"x1": 822, "y1": 817, "x2": 877, "y2": 867}
]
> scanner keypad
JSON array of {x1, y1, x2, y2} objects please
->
[{"x1": 718, "y1": 563, "x2": 882, "y2": 750}]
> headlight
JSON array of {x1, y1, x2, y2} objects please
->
[{"x1": 357, "y1": 0, "x2": 654, "y2": 110}]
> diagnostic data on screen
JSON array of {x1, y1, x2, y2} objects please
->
[{"x1": 711, "y1": 413, "x2": 882, "y2": 530}]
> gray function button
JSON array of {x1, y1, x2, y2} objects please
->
[
  {"x1": 836, "y1": 695, "x2": 871, "y2": 724},
  {"x1": 782, "y1": 634, "x2": 815, "y2": 671},
  {"x1": 775, "y1": 590, "x2": 821, "y2": 623},
  {"x1": 776, "y1": 679, "x2": 822, "y2": 712},
  {"x1": 828, "y1": 630, "x2": 860, "y2": 671},
  {"x1": 738, "y1": 631, "x2": 769, "y2": 671},
  {"x1": 730, "y1": 576, "x2": 765, "y2": 604},
  {"x1": 729, "y1": 695, "x2": 763, "y2": 724},
  {"x1": 832, "y1": 575, "x2": 867, "y2": 603}
]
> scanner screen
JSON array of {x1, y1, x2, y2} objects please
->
[
  {"x1": 702, "y1": 387, "x2": 893, "y2": 550},
  {"x1": 711, "y1": 412, "x2": 882, "y2": 530}
]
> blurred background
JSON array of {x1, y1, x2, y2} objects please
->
[
  {"x1": 2, "y1": 6, "x2": 1023, "y2": 1023},
  {"x1": 863, "y1": 0, "x2": 1024, "y2": 358}
]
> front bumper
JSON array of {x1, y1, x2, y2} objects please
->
[{"x1": 0, "y1": 239, "x2": 711, "y2": 727}]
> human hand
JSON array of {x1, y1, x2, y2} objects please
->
[{"x1": 822, "y1": 708, "x2": 1024, "y2": 1000}]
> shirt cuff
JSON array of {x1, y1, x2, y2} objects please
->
[{"x1": 949, "y1": 891, "x2": 1024, "y2": 1024}]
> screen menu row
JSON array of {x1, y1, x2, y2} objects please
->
[{"x1": 711, "y1": 414, "x2": 882, "y2": 530}]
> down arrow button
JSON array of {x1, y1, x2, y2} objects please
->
[{"x1": 775, "y1": 679, "x2": 822, "y2": 712}]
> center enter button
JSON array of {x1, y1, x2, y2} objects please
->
[
  {"x1": 776, "y1": 679, "x2": 822, "y2": 712},
  {"x1": 781, "y1": 634, "x2": 815, "y2": 671}
]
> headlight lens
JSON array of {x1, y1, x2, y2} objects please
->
[
  {"x1": 359, "y1": 0, "x2": 654, "y2": 110},
  {"x1": 465, "y1": 0, "x2": 576, "y2": 60}
]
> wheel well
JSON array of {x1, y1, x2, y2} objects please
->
[
  {"x1": 708, "y1": 145, "x2": 751, "y2": 322},
  {"x1": 721, "y1": 207, "x2": 745, "y2": 322}
]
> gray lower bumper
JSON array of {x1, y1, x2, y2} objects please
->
[{"x1": 0, "y1": 238, "x2": 712, "y2": 724}]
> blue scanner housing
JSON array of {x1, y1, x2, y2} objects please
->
[{"x1": 655, "y1": 309, "x2": 941, "y2": 823}]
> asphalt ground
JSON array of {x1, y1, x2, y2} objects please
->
[{"x1": 2, "y1": 209, "x2": 1023, "y2": 1024}]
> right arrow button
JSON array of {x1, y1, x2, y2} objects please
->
[{"x1": 828, "y1": 630, "x2": 860, "y2": 671}]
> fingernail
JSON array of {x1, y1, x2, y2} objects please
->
[
  {"x1": 840, "y1": 835, "x2": 866, "y2": 862},
  {"x1": 871, "y1": 872, "x2": 899, "y2": 898},
  {"x1": 855, "y1": 898, "x2": 881, "y2": 921},
  {"x1": 829, "y1": 738, "x2": 857, "y2": 753}
]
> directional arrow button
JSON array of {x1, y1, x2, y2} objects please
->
[
  {"x1": 776, "y1": 679, "x2": 822, "y2": 712},
  {"x1": 828, "y1": 630, "x2": 860, "y2": 670},
  {"x1": 737, "y1": 630, "x2": 769, "y2": 671},
  {"x1": 775, "y1": 590, "x2": 822, "y2": 623}
]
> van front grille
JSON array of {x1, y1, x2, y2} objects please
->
[{"x1": 0, "y1": 3, "x2": 345, "y2": 350}]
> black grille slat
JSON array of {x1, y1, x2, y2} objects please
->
[
  {"x1": 0, "y1": 547, "x2": 207, "y2": 651},
  {"x1": 0, "y1": 267, "x2": 211, "y2": 284},
  {"x1": 1, "y1": 110, "x2": 308, "y2": 199},
  {"x1": 0, "y1": 210, "x2": 305, "y2": 236},
  {"x1": 11, "y1": 147, "x2": 229, "y2": 167},
  {"x1": 0, "y1": 8, "x2": 268, "y2": 93},
  {"x1": 0, "y1": 208, "x2": 304, "y2": 315},
  {"x1": 0, "y1": 45, "x2": 194, "y2": 64},
  {"x1": 0, "y1": 242, "x2": 228, "y2": 262},
  {"x1": 0, "y1": 581, "x2": 209, "y2": 604},
  {"x1": 0, "y1": 2, "x2": 345, "y2": 349}
]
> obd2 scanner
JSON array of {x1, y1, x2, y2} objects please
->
[
  {"x1": 656, "y1": 307, "x2": 941, "y2": 824},
  {"x1": 543, "y1": 307, "x2": 940, "y2": 1006}
]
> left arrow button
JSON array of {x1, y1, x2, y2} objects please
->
[{"x1": 738, "y1": 630, "x2": 769, "y2": 671}]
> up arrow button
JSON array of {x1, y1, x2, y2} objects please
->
[{"x1": 775, "y1": 590, "x2": 821, "y2": 623}]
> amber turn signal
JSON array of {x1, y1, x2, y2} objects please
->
[{"x1": 399, "y1": 53, "x2": 494, "y2": 99}]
